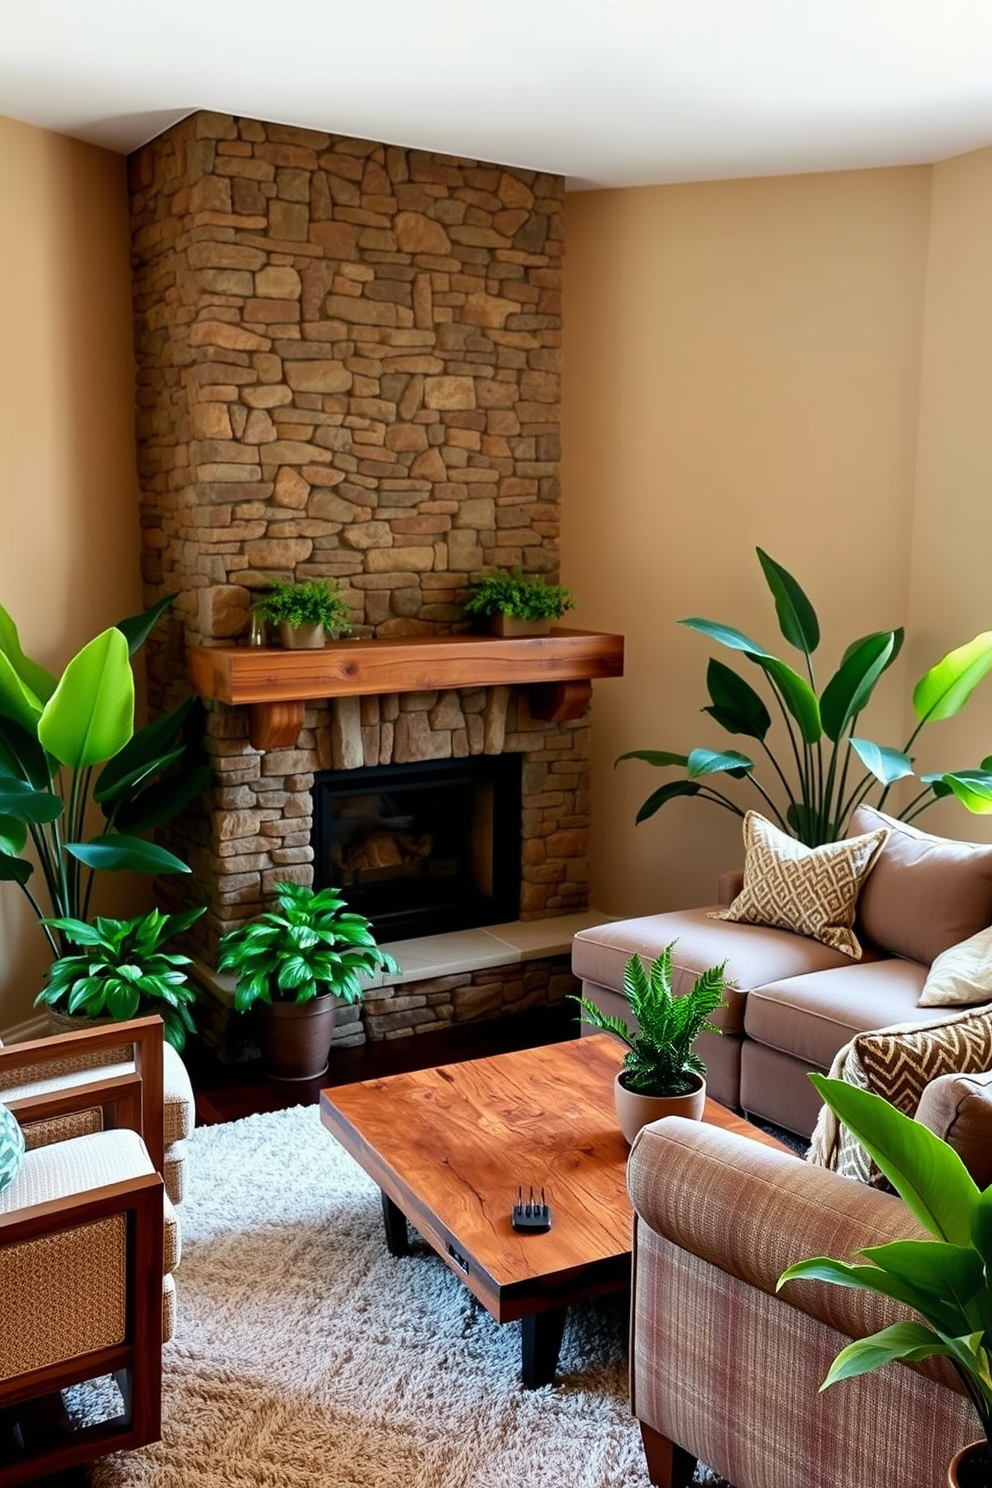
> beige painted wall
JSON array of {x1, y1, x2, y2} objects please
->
[
  {"x1": 0, "y1": 116, "x2": 144, "y2": 1034},
  {"x1": 562, "y1": 168, "x2": 935, "y2": 916}
]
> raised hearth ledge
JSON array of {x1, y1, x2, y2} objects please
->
[{"x1": 188, "y1": 629, "x2": 624, "y2": 749}]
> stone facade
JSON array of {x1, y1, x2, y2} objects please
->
[{"x1": 128, "y1": 112, "x2": 588, "y2": 1038}]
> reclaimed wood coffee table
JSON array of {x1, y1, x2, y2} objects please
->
[{"x1": 320, "y1": 1033, "x2": 789, "y2": 1386}]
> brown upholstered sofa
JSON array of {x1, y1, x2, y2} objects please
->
[{"x1": 572, "y1": 806, "x2": 992, "y2": 1136}]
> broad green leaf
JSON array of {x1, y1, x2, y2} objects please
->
[
  {"x1": 616, "y1": 749, "x2": 689, "y2": 769},
  {"x1": 913, "y1": 631, "x2": 992, "y2": 724},
  {"x1": 849, "y1": 738, "x2": 915, "y2": 787},
  {"x1": 820, "y1": 632, "x2": 897, "y2": 742},
  {"x1": 635, "y1": 779, "x2": 703, "y2": 823},
  {"x1": 0, "y1": 815, "x2": 27, "y2": 856},
  {"x1": 114, "y1": 593, "x2": 175, "y2": 657},
  {"x1": 756, "y1": 548, "x2": 820, "y2": 656},
  {"x1": 0, "y1": 778, "x2": 63, "y2": 823},
  {"x1": 841, "y1": 627, "x2": 905, "y2": 673},
  {"x1": 753, "y1": 656, "x2": 822, "y2": 743},
  {"x1": 859, "y1": 1239, "x2": 984, "y2": 1303},
  {"x1": 95, "y1": 696, "x2": 196, "y2": 803},
  {"x1": 971, "y1": 1186, "x2": 992, "y2": 1272},
  {"x1": 679, "y1": 618, "x2": 770, "y2": 657},
  {"x1": 66, "y1": 834, "x2": 192, "y2": 875},
  {"x1": 787, "y1": 801, "x2": 821, "y2": 844},
  {"x1": 0, "y1": 714, "x2": 51, "y2": 789},
  {"x1": 704, "y1": 659, "x2": 771, "y2": 740},
  {"x1": 822, "y1": 1322, "x2": 949, "y2": 1387},
  {"x1": 38, "y1": 629, "x2": 134, "y2": 768},
  {"x1": 0, "y1": 650, "x2": 44, "y2": 731},
  {"x1": 687, "y1": 748, "x2": 753, "y2": 780},
  {"x1": 111, "y1": 764, "x2": 213, "y2": 835},
  {"x1": 776, "y1": 1255, "x2": 961, "y2": 1332},
  {"x1": 0, "y1": 604, "x2": 56, "y2": 703},
  {"x1": 94, "y1": 744, "x2": 185, "y2": 808},
  {"x1": 0, "y1": 849, "x2": 33, "y2": 885},
  {"x1": 811, "y1": 1074, "x2": 978, "y2": 1245},
  {"x1": 933, "y1": 772, "x2": 992, "y2": 815}
]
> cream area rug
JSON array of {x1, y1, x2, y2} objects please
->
[{"x1": 89, "y1": 1104, "x2": 730, "y2": 1488}]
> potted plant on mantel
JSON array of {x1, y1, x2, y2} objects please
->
[
  {"x1": 217, "y1": 882, "x2": 401, "y2": 1081},
  {"x1": 571, "y1": 944, "x2": 730, "y2": 1144},
  {"x1": 779, "y1": 1075, "x2": 992, "y2": 1488},
  {"x1": 463, "y1": 567, "x2": 575, "y2": 637},
  {"x1": 253, "y1": 578, "x2": 352, "y2": 650}
]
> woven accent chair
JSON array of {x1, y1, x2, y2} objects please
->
[
  {"x1": 626, "y1": 1117, "x2": 976, "y2": 1488},
  {"x1": 0, "y1": 1016, "x2": 195, "y2": 1203},
  {"x1": 0, "y1": 1017, "x2": 179, "y2": 1486}
]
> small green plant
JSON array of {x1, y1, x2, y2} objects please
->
[
  {"x1": 463, "y1": 568, "x2": 575, "y2": 622},
  {"x1": 571, "y1": 944, "x2": 729, "y2": 1096},
  {"x1": 35, "y1": 905, "x2": 206, "y2": 1052},
  {"x1": 217, "y1": 882, "x2": 400, "y2": 1011},
  {"x1": 254, "y1": 579, "x2": 352, "y2": 635},
  {"x1": 778, "y1": 1074, "x2": 992, "y2": 1455}
]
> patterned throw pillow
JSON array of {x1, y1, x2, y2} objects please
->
[
  {"x1": 808, "y1": 1004, "x2": 992, "y2": 1187},
  {"x1": 0, "y1": 1101, "x2": 24, "y2": 1194},
  {"x1": 709, "y1": 810, "x2": 888, "y2": 959}
]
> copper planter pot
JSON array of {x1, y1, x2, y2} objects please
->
[
  {"x1": 949, "y1": 1441, "x2": 992, "y2": 1487},
  {"x1": 613, "y1": 1071, "x2": 706, "y2": 1146},
  {"x1": 256, "y1": 994, "x2": 337, "y2": 1082}
]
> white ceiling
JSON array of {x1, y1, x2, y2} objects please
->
[{"x1": 3, "y1": 0, "x2": 992, "y2": 188}]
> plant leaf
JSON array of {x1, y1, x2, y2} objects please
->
[
  {"x1": 679, "y1": 618, "x2": 770, "y2": 657},
  {"x1": 841, "y1": 627, "x2": 905, "y2": 672},
  {"x1": 0, "y1": 603, "x2": 56, "y2": 703},
  {"x1": 111, "y1": 764, "x2": 213, "y2": 835},
  {"x1": 776, "y1": 1255, "x2": 963, "y2": 1333},
  {"x1": 0, "y1": 650, "x2": 45, "y2": 731},
  {"x1": 756, "y1": 548, "x2": 820, "y2": 656},
  {"x1": 822, "y1": 1322, "x2": 950, "y2": 1387},
  {"x1": 703, "y1": 659, "x2": 771, "y2": 740},
  {"x1": 95, "y1": 696, "x2": 197, "y2": 803},
  {"x1": 114, "y1": 593, "x2": 175, "y2": 657},
  {"x1": 616, "y1": 749, "x2": 689, "y2": 769},
  {"x1": 66, "y1": 834, "x2": 192, "y2": 875},
  {"x1": 0, "y1": 714, "x2": 51, "y2": 789},
  {"x1": 38, "y1": 629, "x2": 134, "y2": 768},
  {"x1": 848, "y1": 738, "x2": 915, "y2": 787},
  {"x1": 686, "y1": 748, "x2": 753, "y2": 780},
  {"x1": 913, "y1": 631, "x2": 992, "y2": 724},
  {"x1": 0, "y1": 778, "x2": 63, "y2": 823},
  {"x1": 820, "y1": 632, "x2": 898, "y2": 743},
  {"x1": 931, "y1": 771, "x2": 992, "y2": 815},
  {"x1": 0, "y1": 848, "x2": 32, "y2": 884},
  {"x1": 752, "y1": 656, "x2": 822, "y2": 743},
  {"x1": 635, "y1": 779, "x2": 703, "y2": 823},
  {"x1": 0, "y1": 816, "x2": 27, "y2": 855}
]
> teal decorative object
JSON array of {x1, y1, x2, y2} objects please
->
[{"x1": 0, "y1": 1102, "x2": 24, "y2": 1194}]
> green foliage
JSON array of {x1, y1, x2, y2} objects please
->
[
  {"x1": 254, "y1": 579, "x2": 352, "y2": 635},
  {"x1": 463, "y1": 568, "x2": 575, "y2": 622},
  {"x1": 34, "y1": 905, "x2": 205, "y2": 1052},
  {"x1": 778, "y1": 1074, "x2": 992, "y2": 1451},
  {"x1": 0, "y1": 598, "x2": 212, "y2": 958},
  {"x1": 571, "y1": 944, "x2": 729, "y2": 1096},
  {"x1": 620, "y1": 547, "x2": 992, "y2": 846},
  {"x1": 217, "y1": 882, "x2": 401, "y2": 1012}
]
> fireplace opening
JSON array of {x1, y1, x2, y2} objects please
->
[{"x1": 312, "y1": 755, "x2": 523, "y2": 943}]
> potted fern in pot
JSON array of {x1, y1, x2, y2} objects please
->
[
  {"x1": 572, "y1": 943, "x2": 730, "y2": 1144},
  {"x1": 217, "y1": 882, "x2": 400, "y2": 1081},
  {"x1": 463, "y1": 568, "x2": 575, "y2": 637},
  {"x1": 252, "y1": 578, "x2": 352, "y2": 650}
]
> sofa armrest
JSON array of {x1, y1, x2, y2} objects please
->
[
  {"x1": 717, "y1": 869, "x2": 743, "y2": 906},
  {"x1": 628, "y1": 1117, "x2": 933, "y2": 1347},
  {"x1": 916, "y1": 1070, "x2": 992, "y2": 1189}
]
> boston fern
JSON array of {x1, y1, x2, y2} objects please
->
[
  {"x1": 35, "y1": 905, "x2": 205, "y2": 1052},
  {"x1": 572, "y1": 944, "x2": 729, "y2": 1097},
  {"x1": 620, "y1": 547, "x2": 992, "y2": 847},
  {"x1": 217, "y1": 882, "x2": 400, "y2": 1011},
  {"x1": 464, "y1": 568, "x2": 575, "y2": 622},
  {"x1": 253, "y1": 578, "x2": 352, "y2": 635}
]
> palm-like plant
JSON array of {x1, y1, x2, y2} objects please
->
[
  {"x1": 620, "y1": 547, "x2": 992, "y2": 847},
  {"x1": 572, "y1": 945, "x2": 729, "y2": 1096},
  {"x1": 217, "y1": 882, "x2": 400, "y2": 1011}
]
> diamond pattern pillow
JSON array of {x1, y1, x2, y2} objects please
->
[{"x1": 710, "y1": 810, "x2": 888, "y2": 959}]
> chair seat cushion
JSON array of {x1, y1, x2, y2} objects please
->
[{"x1": 0, "y1": 1040, "x2": 194, "y2": 1145}]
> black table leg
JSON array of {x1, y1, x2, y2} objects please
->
[
  {"x1": 381, "y1": 1192, "x2": 409, "y2": 1256},
  {"x1": 520, "y1": 1308, "x2": 568, "y2": 1387}
]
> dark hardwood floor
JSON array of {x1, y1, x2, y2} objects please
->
[{"x1": 185, "y1": 1001, "x2": 581, "y2": 1126}]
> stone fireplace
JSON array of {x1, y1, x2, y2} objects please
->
[{"x1": 127, "y1": 110, "x2": 617, "y2": 1045}]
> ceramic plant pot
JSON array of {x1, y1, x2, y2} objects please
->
[
  {"x1": 488, "y1": 614, "x2": 551, "y2": 638},
  {"x1": 613, "y1": 1070, "x2": 706, "y2": 1146},
  {"x1": 256, "y1": 993, "x2": 337, "y2": 1082},
  {"x1": 279, "y1": 621, "x2": 326, "y2": 650},
  {"x1": 948, "y1": 1441, "x2": 992, "y2": 1488}
]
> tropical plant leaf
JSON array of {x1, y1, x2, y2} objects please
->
[
  {"x1": 704, "y1": 659, "x2": 771, "y2": 740},
  {"x1": 848, "y1": 738, "x2": 915, "y2": 787},
  {"x1": 686, "y1": 748, "x2": 753, "y2": 780},
  {"x1": 756, "y1": 548, "x2": 820, "y2": 656},
  {"x1": 634, "y1": 779, "x2": 703, "y2": 823},
  {"x1": 931, "y1": 772, "x2": 992, "y2": 815},
  {"x1": 0, "y1": 650, "x2": 44, "y2": 731},
  {"x1": 66, "y1": 834, "x2": 192, "y2": 875},
  {"x1": 114, "y1": 593, "x2": 176, "y2": 657},
  {"x1": 752, "y1": 656, "x2": 822, "y2": 743},
  {"x1": 0, "y1": 778, "x2": 63, "y2": 823},
  {"x1": 94, "y1": 696, "x2": 197, "y2": 802},
  {"x1": 841, "y1": 627, "x2": 905, "y2": 672},
  {"x1": 859, "y1": 1239, "x2": 984, "y2": 1302},
  {"x1": 821, "y1": 1322, "x2": 950, "y2": 1387},
  {"x1": 820, "y1": 632, "x2": 898, "y2": 742},
  {"x1": 38, "y1": 629, "x2": 134, "y2": 768},
  {"x1": 679, "y1": 618, "x2": 769, "y2": 657},
  {"x1": 0, "y1": 714, "x2": 51, "y2": 789},
  {"x1": 110, "y1": 764, "x2": 213, "y2": 835},
  {"x1": 615, "y1": 749, "x2": 689, "y2": 769},
  {"x1": 0, "y1": 603, "x2": 56, "y2": 703},
  {"x1": 0, "y1": 849, "x2": 32, "y2": 885},
  {"x1": 776, "y1": 1255, "x2": 962, "y2": 1334},
  {"x1": 0, "y1": 816, "x2": 27, "y2": 856},
  {"x1": 913, "y1": 631, "x2": 992, "y2": 724}
]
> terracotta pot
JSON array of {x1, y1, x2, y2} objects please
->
[
  {"x1": 256, "y1": 994, "x2": 337, "y2": 1082},
  {"x1": 489, "y1": 613, "x2": 551, "y2": 638},
  {"x1": 613, "y1": 1070, "x2": 706, "y2": 1145},
  {"x1": 278, "y1": 620, "x2": 326, "y2": 650},
  {"x1": 949, "y1": 1441, "x2": 992, "y2": 1487}
]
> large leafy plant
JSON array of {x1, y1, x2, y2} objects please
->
[
  {"x1": 571, "y1": 944, "x2": 728, "y2": 1096},
  {"x1": 217, "y1": 882, "x2": 401, "y2": 1011},
  {"x1": 779, "y1": 1074, "x2": 992, "y2": 1453},
  {"x1": 0, "y1": 595, "x2": 212, "y2": 956},
  {"x1": 621, "y1": 548, "x2": 992, "y2": 847},
  {"x1": 35, "y1": 906, "x2": 205, "y2": 1052}
]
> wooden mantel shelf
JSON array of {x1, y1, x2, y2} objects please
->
[{"x1": 189, "y1": 628, "x2": 624, "y2": 749}]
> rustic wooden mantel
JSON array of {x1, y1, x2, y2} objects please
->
[{"x1": 189, "y1": 628, "x2": 625, "y2": 750}]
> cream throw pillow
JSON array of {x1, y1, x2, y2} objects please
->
[
  {"x1": 919, "y1": 925, "x2": 992, "y2": 1007},
  {"x1": 710, "y1": 810, "x2": 888, "y2": 959}
]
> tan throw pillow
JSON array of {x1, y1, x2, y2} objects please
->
[
  {"x1": 919, "y1": 926, "x2": 992, "y2": 1007},
  {"x1": 808, "y1": 1004, "x2": 992, "y2": 1187},
  {"x1": 710, "y1": 810, "x2": 887, "y2": 959}
]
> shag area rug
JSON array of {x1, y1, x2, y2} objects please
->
[{"x1": 88, "y1": 1104, "x2": 731, "y2": 1488}]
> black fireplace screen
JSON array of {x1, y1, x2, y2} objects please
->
[{"x1": 311, "y1": 755, "x2": 522, "y2": 943}]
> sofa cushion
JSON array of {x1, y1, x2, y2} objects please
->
[
  {"x1": 915, "y1": 1070, "x2": 992, "y2": 1188},
  {"x1": 572, "y1": 907, "x2": 856, "y2": 1038},
  {"x1": 849, "y1": 805, "x2": 992, "y2": 966},
  {"x1": 918, "y1": 925, "x2": 992, "y2": 1008},
  {"x1": 808, "y1": 1003, "x2": 992, "y2": 1187},
  {"x1": 711, "y1": 811, "x2": 888, "y2": 958}
]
